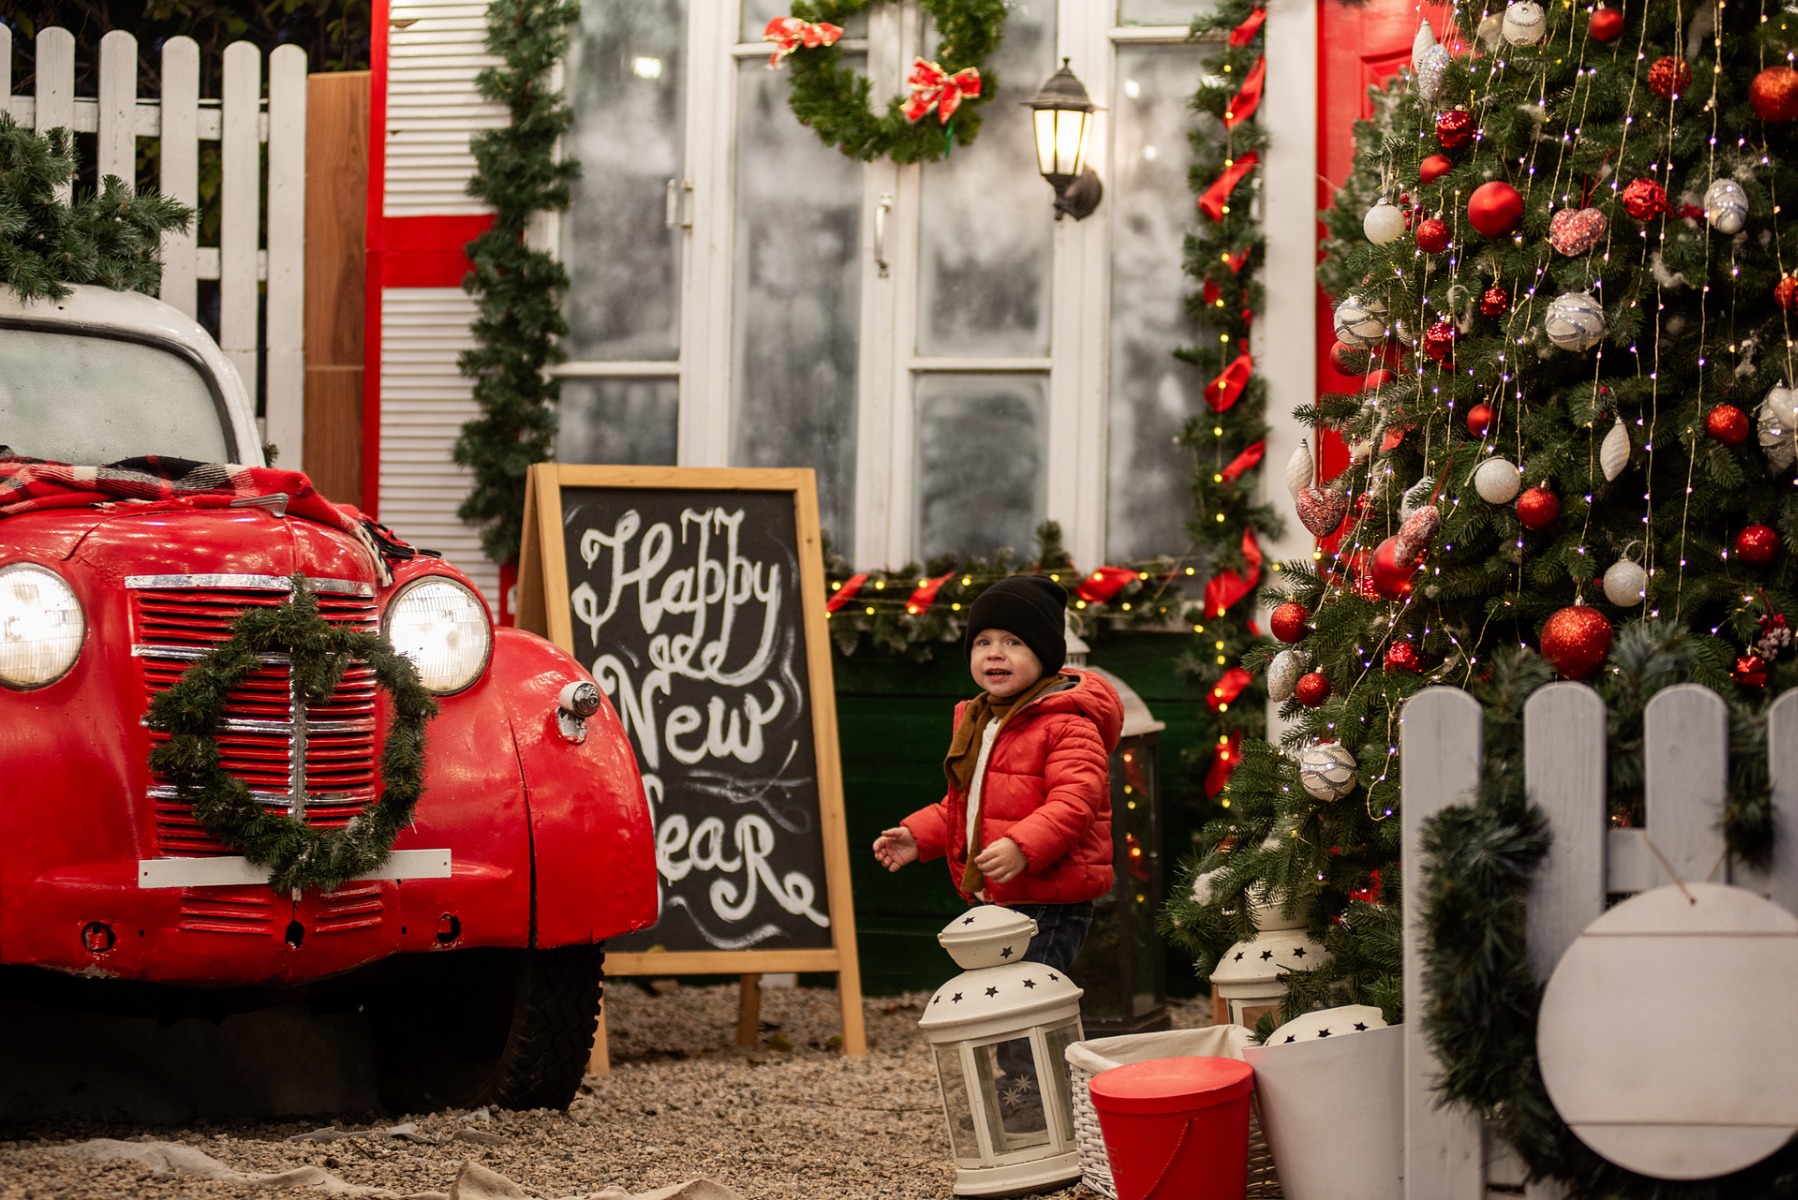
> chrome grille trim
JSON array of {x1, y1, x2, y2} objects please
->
[
  {"x1": 127, "y1": 573, "x2": 373, "y2": 596},
  {"x1": 149, "y1": 785, "x2": 370, "y2": 808},
  {"x1": 138, "y1": 716, "x2": 375, "y2": 735},
  {"x1": 134, "y1": 646, "x2": 293, "y2": 664}
]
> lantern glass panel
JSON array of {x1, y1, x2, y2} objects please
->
[
  {"x1": 934, "y1": 1044, "x2": 981, "y2": 1162},
  {"x1": 1058, "y1": 110, "x2": 1089, "y2": 176},
  {"x1": 1032, "y1": 108, "x2": 1058, "y2": 176},
  {"x1": 969, "y1": 1037, "x2": 1053, "y2": 1153},
  {"x1": 1040, "y1": 1021, "x2": 1082, "y2": 1139}
]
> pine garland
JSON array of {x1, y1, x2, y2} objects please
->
[
  {"x1": 145, "y1": 578, "x2": 439, "y2": 895},
  {"x1": 783, "y1": 0, "x2": 1006, "y2": 164},
  {"x1": 0, "y1": 114, "x2": 193, "y2": 301},
  {"x1": 454, "y1": 0, "x2": 579, "y2": 565}
]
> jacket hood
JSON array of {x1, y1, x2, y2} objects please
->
[{"x1": 1013, "y1": 668, "x2": 1125, "y2": 750}]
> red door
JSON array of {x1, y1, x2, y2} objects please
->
[{"x1": 1314, "y1": 2, "x2": 1458, "y2": 487}]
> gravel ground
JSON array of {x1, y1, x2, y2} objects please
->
[{"x1": 0, "y1": 983, "x2": 1211, "y2": 1200}]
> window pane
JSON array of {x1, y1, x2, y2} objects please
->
[
  {"x1": 731, "y1": 59, "x2": 862, "y2": 558},
  {"x1": 915, "y1": 6, "x2": 1055, "y2": 357},
  {"x1": 739, "y1": 0, "x2": 866, "y2": 42},
  {"x1": 915, "y1": 374, "x2": 1046, "y2": 561},
  {"x1": 1107, "y1": 43, "x2": 1210, "y2": 562},
  {"x1": 563, "y1": 0, "x2": 686, "y2": 361},
  {"x1": 1117, "y1": 0, "x2": 1216, "y2": 25},
  {"x1": 556, "y1": 378, "x2": 679, "y2": 465}
]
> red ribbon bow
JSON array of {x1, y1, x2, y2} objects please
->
[
  {"x1": 1224, "y1": 56, "x2": 1266, "y2": 128},
  {"x1": 902, "y1": 58, "x2": 982, "y2": 124},
  {"x1": 763, "y1": 16, "x2": 844, "y2": 67},
  {"x1": 1220, "y1": 440, "x2": 1266, "y2": 483},
  {"x1": 906, "y1": 571, "x2": 957, "y2": 614},
  {"x1": 1209, "y1": 667, "x2": 1252, "y2": 713},
  {"x1": 825, "y1": 571, "x2": 869, "y2": 613},
  {"x1": 1205, "y1": 351, "x2": 1255, "y2": 413},
  {"x1": 1204, "y1": 529, "x2": 1264, "y2": 619},
  {"x1": 1229, "y1": 7, "x2": 1268, "y2": 46},
  {"x1": 1205, "y1": 734, "x2": 1243, "y2": 798},
  {"x1": 1075, "y1": 566, "x2": 1138, "y2": 606},
  {"x1": 1199, "y1": 151, "x2": 1259, "y2": 222}
]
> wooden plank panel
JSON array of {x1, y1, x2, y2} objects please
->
[
  {"x1": 263, "y1": 44, "x2": 308, "y2": 470},
  {"x1": 1769, "y1": 691, "x2": 1798, "y2": 915},
  {"x1": 1524, "y1": 683, "x2": 1607, "y2": 982},
  {"x1": 1643, "y1": 684, "x2": 1728, "y2": 887},
  {"x1": 218, "y1": 41, "x2": 262, "y2": 414},
  {"x1": 303, "y1": 71, "x2": 369, "y2": 504},
  {"x1": 301, "y1": 368, "x2": 363, "y2": 504},
  {"x1": 35, "y1": 26, "x2": 75, "y2": 205},
  {"x1": 1399, "y1": 687, "x2": 1485, "y2": 1200},
  {"x1": 96, "y1": 30, "x2": 137, "y2": 187}
]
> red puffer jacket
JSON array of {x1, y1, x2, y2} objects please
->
[{"x1": 901, "y1": 669, "x2": 1123, "y2": 906}]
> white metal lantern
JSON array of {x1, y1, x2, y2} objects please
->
[
  {"x1": 1209, "y1": 926, "x2": 1330, "y2": 1031},
  {"x1": 919, "y1": 905, "x2": 1086, "y2": 1197}
]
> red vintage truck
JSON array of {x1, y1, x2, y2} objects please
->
[{"x1": 0, "y1": 282, "x2": 659, "y2": 1110}]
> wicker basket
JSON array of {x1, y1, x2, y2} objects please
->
[{"x1": 1065, "y1": 1027, "x2": 1282, "y2": 1199}]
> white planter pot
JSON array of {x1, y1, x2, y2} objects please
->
[{"x1": 1241, "y1": 1023, "x2": 1403, "y2": 1200}]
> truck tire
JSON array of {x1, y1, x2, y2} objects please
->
[{"x1": 369, "y1": 943, "x2": 603, "y2": 1113}]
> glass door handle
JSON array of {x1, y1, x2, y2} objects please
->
[
  {"x1": 874, "y1": 192, "x2": 893, "y2": 278},
  {"x1": 665, "y1": 178, "x2": 693, "y2": 230}
]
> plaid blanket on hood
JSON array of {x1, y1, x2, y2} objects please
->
[{"x1": 0, "y1": 454, "x2": 416, "y2": 586}]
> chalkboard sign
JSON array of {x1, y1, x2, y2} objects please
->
[{"x1": 516, "y1": 466, "x2": 864, "y2": 1057}]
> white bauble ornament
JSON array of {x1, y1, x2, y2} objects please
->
[
  {"x1": 1267, "y1": 649, "x2": 1312, "y2": 702},
  {"x1": 1537, "y1": 884, "x2": 1798, "y2": 1180},
  {"x1": 1600, "y1": 417, "x2": 1631, "y2": 481},
  {"x1": 1501, "y1": 1, "x2": 1547, "y2": 45},
  {"x1": 1545, "y1": 290, "x2": 1606, "y2": 351},
  {"x1": 1473, "y1": 457, "x2": 1523, "y2": 503},
  {"x1": 1298, "y1": 741, "x2": 1359, "y2": 801},
  {"x1": 1285, "y1": 439, "x2": 1316, "y2": 498},
  {"x1": 1333, "y1": 294, "x2": 1389, "y2": 348},
  {"x1": 1416, "y1": 45, "x2": 1452, "y2": 106},
  {"x1": 1411, "y1": 18, "x2": 1439, "y2": 66},
  {"x1": 1758, "y1": 383, "x2": 1798, "y2": 472},
  {"x1": 1704, "y1": 178, "x2": 1749, "y2": 235},
  {"x1": 1363, "y1": 199, "x2": 1408, "y2": 246},
  {"x1": 1602, "y1": 559, "x2": 1646, "y2": 606}
]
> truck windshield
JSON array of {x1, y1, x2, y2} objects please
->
[{"x1": 0, "y1": 327, "x2": 232, "y2": 465}]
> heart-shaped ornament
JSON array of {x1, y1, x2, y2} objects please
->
[
  {"x1": 1296, "y1": 485, "x2": 1350, "y2": 537},
  {"x1": 1394, "y1": 506, "x2": 1442, "y2": 565},
  {"x1": 1549, "y1": 207, "x2": 1608, "y2": 256}
]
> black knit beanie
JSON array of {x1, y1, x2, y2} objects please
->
[{"x1": 963, "y1": 575, "x2": 1068, "y2": 676}]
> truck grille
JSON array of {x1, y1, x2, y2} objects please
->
[{"x1": 131, "y1": 575, "x2": 382, "y2": 858}]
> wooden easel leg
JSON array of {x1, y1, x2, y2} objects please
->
[
  {"x1": 588, "y1": 994, "x2": 611, "y2": 1076},
  {"x1": 736, "y1": 973, "x2": 762, "y2": 1046},
  {"x1": 836, "y1": 965, "x2": 868, "y2": 1056}
]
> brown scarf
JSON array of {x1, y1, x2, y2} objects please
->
[{"x1": 942, "y1": 674, "x2": 1066, "y2": 892}]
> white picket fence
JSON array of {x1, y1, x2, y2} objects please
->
[
  {"x1": 1399, "y1": 682, "x2": 1798, "y2": 1198},
  {"x1": 0, "y1": 25, "x2": 308, "y2": 467}
]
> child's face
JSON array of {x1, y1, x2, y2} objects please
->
[{"x1": 968, "y1": 628, "x2": 1044, "y2": 699}]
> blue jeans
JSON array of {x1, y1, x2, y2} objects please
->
[{"x1": 996, "y1": 901, "x2": 1093, "y2": 1084}]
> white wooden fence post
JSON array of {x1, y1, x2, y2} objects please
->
[
  {"x1": 95, "y1": 30, "x2": 137, "y2": 187},
  {"x1": 158, "y1": 36, "x2": 201, "y2": 318},
  {"x1": 218, "y1": 41, "x2": 263, "y2": 433},
  {"x1": 1768, "y1": 691, "x2": 1798, "y2": 915},
  {"x1": 34, "y1": 27, "x2": 75, "y2": 204},
  {"x1": 1399, "y1": 686, "x2": 1486, "y2": 1200},
  {"x1": 262, "y1": 43, "x2": 308, "y2": 468},
  {"x1": 1523, "y1": 683, "x2": 1608, "y2": 984},
  {"x1": 1643, "y1": 684, "x2": 1729, "y2": 886}
]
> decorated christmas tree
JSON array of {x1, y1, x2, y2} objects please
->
[{"x1": 1163, "y1": 0, "x2": 1798, "y2": 1045}]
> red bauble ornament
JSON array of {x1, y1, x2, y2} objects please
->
[
  {"x1": 1436, "y1": 109, "x2": 1475, "y2": 151},
  {"x1": 1371, "y1": 536, "x2": 1419, "y2": 599},
  {"x1": 1621, "y1": 178, "x2": 1667, "y2": 221},
  {"x1": 1422, "y1": 319, "x2": 1456, "y2": 363},
  {"x1": 1384, "y1": 641, "x2": 1422, "y2": 673},
  {"x1": 1480, "y1": 285, "x2": 1510, "y2": 317},
  {"x1": 1517, "y1": 486, "x2": 1561, "y2": 530},
  {"x1": 1540, "y1": 606, "x2": 1614, "y2": 680},
  {"x1": 1360, "y1": 368, "x2": 1396, "y2": 392},
  {"x1": 1589, "y1": 5, "x2": 1624, "y2": 42},
  {"x1": 1270, "y1": 601, "x2": 1310, "y2": 644},
  {"x1": 1466, "y1": 402, "x2": 1494, "y2": 437},
  {"x1": 1733, "y1": 653, "x2": 1770, "y2": 689},
  {"x1": 1736, "y1": 524, "x2": 1782, "y2": 566},
  {"x1": 1294, "y1": 671, "x2": 1332, "y2": 708},
  {"x1": 1329, "y1": 339, "x2": 1369, "y2": 375},
  {"x1": 1648, "y1": 57, "x2": 1691, "y2": 100},
  {"x1": 1415, "y1": 216, "x2": 1452, "y2": 254},
  {"x1": 1468, "y1": 181, "x2": 1524, "y2": 238},
  {"x1": 1776, "y1": 275, "x2": 1798, "y2": 315},
  {"x1": 1706, "y1": 404, "x2": 1750, "y2": 446},
  {"x1": 1420, "y1": 154, "x2": 1454, "y2": 184},
  {"x1": 1751, "y1": 66, "x2": 1798, "y2": 123}
]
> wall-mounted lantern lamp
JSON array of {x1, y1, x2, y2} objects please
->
[{"x1": 1025, "y1": 59, "x2": 1102, "y2": 221}]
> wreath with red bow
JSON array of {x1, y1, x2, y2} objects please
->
[{"x1": 767, "y1": 0, "x2": 1007, "y2": 164}]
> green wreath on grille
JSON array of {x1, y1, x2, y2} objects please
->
[
  {"x1": 145, "y1": 575, "x2": 439, "y2": 895},
  {"x1": 777, "y1": 0, "x2": 1007, "y2": 163}
]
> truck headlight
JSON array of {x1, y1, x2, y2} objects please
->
[
  {"x1": 0, "y1": 563, "x2": 86, "y2": 688},
  {"x1": 383, "y1": 577, "x2": 492, "y2": 695}
]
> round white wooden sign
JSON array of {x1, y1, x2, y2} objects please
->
[{"x1": 1537, "y1": 882, "x2": 1798, "y2": 1180}]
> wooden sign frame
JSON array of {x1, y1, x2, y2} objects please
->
[{"x1": 517, "y1": 464, "x2": 866, "y2": 1063}]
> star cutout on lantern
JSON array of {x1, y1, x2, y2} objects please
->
[
  {"x1": 932, "y1": 995, "x2": 940, "y2": 1005},
  {"x1": 1022, "y1": 978, "x2": 1037, "y2": 989},
  {"x1": 1260, "y1": 949, "x2": 1274, "y2": 961},
  {"x1": 1048, "y1": 973, "x2": 1060, "y2": 982},
  {"x1": 1317, "y1": 1028, "x2": 1331, "y2": 1037},
  {"x1": 1000, "y1": 946, "x2": 1014, "y2": 958},
  {"x1": 952, "y1": 992, "x2": 963, "y2": 1003},
  {"x1": 963, "y1": 916, "x2": 977, "y2": 926},
  {"x1": 1233, "y1": 951, "x2": 1244, "y2": 962},
  {"x1": 1354, "y1": 1022, "x2": 1368, "y2": 1031},
  {"x1": 1291, "y1": 946, "x2": 1306, "y2": 958},
  {"x1": 1284, "y1": 1035, "x2": 1297, "y2": 1044},
  {"x1": 985, "y1": 986, "x2": 999, "y2": 998}
]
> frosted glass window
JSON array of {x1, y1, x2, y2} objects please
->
[
  {"x1": 915, "y1": 6, "x2": 1055, "y2": 357},
  {"x1": 1117, "y1": 0, "x2": 1215, "y2": 25},
  {"x1": 562, "y1": 0, "x2": 686, "y2": 361},
  {"x1": 556, "y1": 379, "x2": 679, "y2": 465},
  {"x1": 731, "y1": 59, "x2": 863, "y2": 558},
  {"x1": 1107, "y1": 43, "x2": 1211, "y2": 563},
  {"x1": 914, "y1": 374, "x2": 1047, "y2": 561},
  {"x1": 739, "y1": 0, "x2": 866, "y2": 42}
]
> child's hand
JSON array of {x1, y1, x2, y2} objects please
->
[
  {"x1": 974, "y1": 836, "x2": 1027, "y2": 885},
  {"x1": 873, "y1": 826, "x2": 919, "y2": 872}
]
